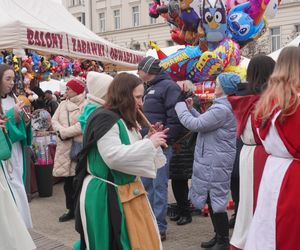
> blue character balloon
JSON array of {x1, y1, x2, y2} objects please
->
[
  {"x1": 202, "y1": 0, "x2": 228, "y2": 50},
  {"x1": 227, "y1": 1, "x2": 268, "y2": 45}
]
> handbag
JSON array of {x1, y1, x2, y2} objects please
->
[
  {"x1": 67, "y1": 111, "x2": 83, "y2": 161},
  {"x1": 70, "y1": 141, "x2": 83, "y2": 161},
  {"x1": 0, "y1": 128, "x2": 12, "y2": 160},
  {"x1": 118, "y1": 180, "x2": 161, "y2": 250}
]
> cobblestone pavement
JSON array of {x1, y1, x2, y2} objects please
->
[{"x1": 30, "y1": 182, "x2": 233, "y2": 249}]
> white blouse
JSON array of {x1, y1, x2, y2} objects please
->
[{"x1": 97, "y1": 122, "x2": 166, "y2": 178}]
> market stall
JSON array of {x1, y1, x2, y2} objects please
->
[
  {"x1": 0, "y1": 0, "x2": 146, "y2": 197},
  {"x1": 0, "y1": 0, "x2": 145, "y2": 71}
]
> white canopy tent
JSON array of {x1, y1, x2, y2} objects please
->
[
  {"x1": 40, "y1": 79, "x2": 66, "y2": 94},
  {"x1": 146, "y1": 45, "x2": 185, "y2": 58},
  {"x1": 269, "y1": 35, "x2": 300, "y2": 60},
  {"x1": 0, "y1": 0, "x2": 145, "y2": 70}
]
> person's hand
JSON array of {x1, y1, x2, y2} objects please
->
[
  {"x1": 176, "y1": 81, "x2": 190, "y2": 92},
  {"x1": 152, "y1": 122, "x2": 164, "y2": 132},
  {"x1": 0, "y1": 114, "x2": 10, "y2": 132},
  {"x1": 176, "y1": 90, "x2": 194, "y2": 103},
  {"x1": 146, "y1": 122, "x2": 163, "y2": 138},
  {"x1": 23, "y1": 111, "x2": 32, "y2": 125},
  {"x1": 149, "y1": 131, "x2": 168, "y2": 148},
  {"x1": 0, "y1": 117, "x2": 6, "y2": 129},
  {"x1": 186, "y1": 97, "x2": 194, "y2": 111},
  {"x1": 14, "y1": 101, "x2": 25, "y2": 121},
  {"x1": 147, "y1": 122, "x2": 169, "y2": 140},
  {"x1": 14, "y1": 101, "x2": 25, "y2": 113}
]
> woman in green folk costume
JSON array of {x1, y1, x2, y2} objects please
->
[
  {"x1": 0, "y1": 64, "x2": 33, "y2": 228},
  {"x1": 0, "y1": 117, "x2": 35, "y2": 249},
  {"x1": 76, "y1": 73, "x2": 168, "y2": 250}
]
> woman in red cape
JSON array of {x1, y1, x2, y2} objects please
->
[
  {"x1": 228, "y1": 55, "x2": 275, "y2": 250},
  {"x1": 245, "y1": 46, "x2": 300, "y2": 250}
]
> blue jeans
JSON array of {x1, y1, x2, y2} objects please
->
[{"x1": 142, "y1": 147, "x2": 173, "y2": 233}]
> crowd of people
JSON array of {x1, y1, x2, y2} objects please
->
[{"x1": 0, "y1": 45, "x2": 299, "y2": 250}]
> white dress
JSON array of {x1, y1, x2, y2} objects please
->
[
  {"x1": 0, "y1": 164, "x2": 36, "y2": 250},
  {"x1": 2, "y1": 95, "x2": 33, "y2": 228}
]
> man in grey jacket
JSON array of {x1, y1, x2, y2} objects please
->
[{"x1": 175, "y1": 73, "x2": 240, "y2": 250}]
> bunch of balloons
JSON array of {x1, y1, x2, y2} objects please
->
[{"x1": 148, "y1": 0, "x2": 280, "y2": 83}]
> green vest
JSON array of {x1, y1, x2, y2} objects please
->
[{"x1": 84, "y1": 119, "x2": 135, "y2": 250}]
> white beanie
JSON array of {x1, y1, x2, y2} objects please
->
[{"x1": 86, "y1": 72, "x2": 113, "y2": 105}]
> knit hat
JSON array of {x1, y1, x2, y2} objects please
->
[
  {"x1": 66, "y1": 79, "x2": 85, "y2": 94},
  {"x1": 217, "y1": 73, "x2": 241, "y2": 95},
  {"x1": 137, "y1": 56, "x2": 161, "y2": 75},
  {"x1": 86, "y1": 72, "x2": 113, "y2": 104}
]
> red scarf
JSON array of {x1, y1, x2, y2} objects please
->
[{"x1": 228, "y1": 95, "x2": 260, "y2": 137}]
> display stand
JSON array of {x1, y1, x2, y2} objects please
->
[{"x1": 32, "y1": 131, "x2": 56, "y2": 197}]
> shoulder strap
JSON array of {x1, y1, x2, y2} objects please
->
[{"x1": 116, "y1": 119, "x2": 130, "y2": 145}]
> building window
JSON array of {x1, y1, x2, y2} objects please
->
[
  {"x1": 132, "y1": 43, "x2": 141, "y2": 51},
  {"x1": 271, "y1": 27, "x2": 280, "y2": 52},
  {"x1": 132, "y1": 6, "x2": 140, "y2": 27},
  {"x1": 99, "y1": 13, "x2": 106, "y2": 32},
  {"x1": 296, "y1": 25, "x2": 300, "y2": 34},
  {"x1": 114, "y1": 10, "x2": 120, "y2": 30},
  {"x1": 166, "y1": 40, "x2": 174, "y2": 47},
  {"x1": 77, "y1": 13, "x2": 85, "y2": 25},
  {"x1": 70, "y1": 0, "x2": 83, "y2": 6},
  {"x1": 81, "y1": 12, "x2": 85, "y2": 25}
]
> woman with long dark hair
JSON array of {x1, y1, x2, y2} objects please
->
[
  {"x1": 228, "y1": 55, "x2": 275, "y2": 250},
  {"x1": 0, "y1": 64, "x2": 33, "y2": 228},
  {"x1": 76, "y1": 73, "x2": 167, "y2": 250}
]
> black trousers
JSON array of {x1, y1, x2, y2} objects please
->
[
  {"x1": 231, "y1": 138, "x2": 244, "y2": 214},
  {"x1": 64, "y1": 176, "x2": 75, "y2": 212},
  {"x1": 171, "y1": 179, "x2": 191, "y2": 216}
]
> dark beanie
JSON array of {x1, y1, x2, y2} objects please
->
[{"x1": 137, "y1": 56, "x2": 161, "y2": 75}]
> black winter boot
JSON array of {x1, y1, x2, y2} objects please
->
[
  {"x1": 201, "y1": 234, "x2": 217, "y2": 248},
  {"x1": 177, "y1": 214, "x2": 192, "y2": 225},
  {"x1": 177, "y1": 205, "x2": 192, "y2": 225},
  {"x1": 207, "y1": 235, "x2": 229, "y2": 250},
  {"x1": 201, "y1": 205, "x2": 217, "y2": 248},
  {"x1": 207, "y1": 212, "x2": 229, "y2": 250}
]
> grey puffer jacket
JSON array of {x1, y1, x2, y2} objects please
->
[{"x1": 175, "y1": 96, "x2": 236, "y2": 212}]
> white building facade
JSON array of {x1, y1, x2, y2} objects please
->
[{"x1": 62, "y1": 0, "x2": 300, "y2": 53}]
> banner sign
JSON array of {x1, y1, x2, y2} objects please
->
[{"x1": 26, "y1": 28, "x2": 144, "y2": 66}]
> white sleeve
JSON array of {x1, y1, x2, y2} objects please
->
[{"x1": 97, "y1": 124, "x2": 166, "y2": 178}]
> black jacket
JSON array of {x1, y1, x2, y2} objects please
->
[{"x1": 143, "y1": 70, "x2": 183, "y2": 145}]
